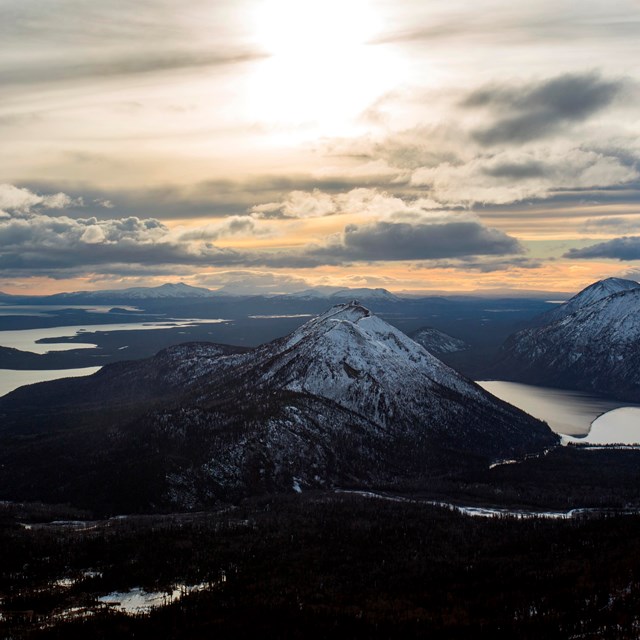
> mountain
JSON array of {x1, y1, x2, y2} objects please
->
[
  {"x1": 0, "y1": 303, "x2": 556, "y2": 512},
  {"x1": 411, "y1": 326, "x2": 469, "y2": 355},
  {"x1": 535, "y1": 277, "x2": 640, "y2": 326},
  {"x1": 51, "y1": 282, "x2": 216, "y2": 300},
  {"x1": 288, "y1": 287, "x2": 401, "y2": 303},
  {"x1": 492, "y1": 287, "x2": 640, "y2": 401},
  {"x1": 330, "y1": 288, "x2": 401, "y2": 302}
]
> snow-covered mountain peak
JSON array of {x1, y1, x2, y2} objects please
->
[
  {"x1": 255, "y1": 303, "x2": 494, "y2": 427},
  {"x1": 280, "y1": 302, "x2": 427, "y2": 363},
  {"x1": 495, "y1": 286, "x2": 640, "y2": 400},
  {"x1": 537, "y1": 276, "x2": 640, "y2": 325},
  {"x1": 573, "y1": 277, "x2": 639, "y2": 304}
]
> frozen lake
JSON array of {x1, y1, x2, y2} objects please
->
[{"x1": 478, "y1": 380, "x2": 640, "y2": 445}]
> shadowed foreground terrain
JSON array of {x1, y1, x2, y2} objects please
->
[{"x1": 2, "y1": 491, "x2": 640, "y2": 639}]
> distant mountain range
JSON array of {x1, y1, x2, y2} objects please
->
[
  {"x1": 0, "y1": 282, "x2": 573, "y2": 303},
  {"x1": 51, "y1": 282, "x2": 217, "y2": 300},
  {"x1": 0, "y1": 282, "x2": 403, "y2": 303},
  {"x1": 0, "y1": 302, "x2": 555, "y2": 513},
  {"x1": 492, "y1": 278, "x2": 640, "y2": 401}
]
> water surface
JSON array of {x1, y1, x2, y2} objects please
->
[
  {"x1": 0, "y1": 319, "x2": 228, "y2": 354},
  {"x1": 0, "y1": 367, "x2": 102, "y2": 397},
  {"x1": 478, "y1": 380, "x2": 634, "y2": 435},
  {"x1": 563, "y1": 408, "x2": 640, "y2": 445}
]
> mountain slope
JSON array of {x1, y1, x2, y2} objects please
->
[
  {"x1": 535, "y1": 277, "x2": 640, "y2": 326},
  {"x1": 0, "y1": 303, "x2": 556, "y2": 512},
  {"x1": 493, "y1": 288, "x2": 640, "y2": 401},
  {"x1": 411, "y1": 326, "x2": 469, "y2": 355}
]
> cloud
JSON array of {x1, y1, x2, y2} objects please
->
[
  {"x1": 369, "y1": 3, "x2": 640, "y2": 49},
  {"x1": 20, "y1": 174, "x2": 407, "y2": 222},
  {"x1": 414, "y1": 256, "x2": 543, "y2": 272},
  {"x1": 0, "y1": 187, "x2": 250, "y2": 274},
  {"x1": 195, "y1": 270, "x2": 311, "y2": 294},
  {"x1": 0, "y1": 184, "x2": 80, "y2": 215},
  {"x1": 0, "y1": 50, "x2": 265, "y2": 88},
  {"x1": 1, "y1": 0, "x2": 263, "y2": 93},
  {"x1": 178, "y1": 217, "x2": 269, "y2": 241},
  {"x1": 308, "y1": 220, "x2": 523, "y2": 262},
  {"x1": 463, "y1": 73, "x2": 626, "y2": 145},
  {"x1": 410, "y1": 149, "x2": 638, "y2": 206},
  {"x1": 582, "y1": 216, "x2": 640, "y2": 234},
  {"x1": 564, "y1": 236, "x2": 640, "y2": 261},
  {"x1": 0, "y1": 181, "x2": 531, "y2": 279},
  {"x1": 251, "y1": 189, "x2": 337, "y2": 219},
  {"x1": 250, "y1": 188, "x2": 446, "y2": 220},
  {"x1": 317, "y1": 72, "x2": 639, "y2": 210}
]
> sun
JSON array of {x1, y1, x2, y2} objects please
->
[{"x1": 248, "y1": 0, "x2": 401, "y2": 136}]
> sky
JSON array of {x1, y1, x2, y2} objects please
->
[{"x1": 1, "y1": 0, "x2": 640, "y2": 295}]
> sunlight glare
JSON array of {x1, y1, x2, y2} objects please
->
[{"x1": 249, "y1": 0, "x2": 399, "y2": 136}]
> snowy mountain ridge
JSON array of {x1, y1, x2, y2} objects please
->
[
  {"x1": 245, "y1": 302, "x2": 482, "y2": 427},
  {"x1": 0, "y1": 302, "x2": 557, "y2": 511},
  {"x1": 494, "y1": 287, "x2": 640, "y2": 400},
  {"x1": 537, "y1": 277, "x2": 640, "y2": 325}
]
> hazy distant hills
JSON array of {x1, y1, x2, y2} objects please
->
[
  {"x1": 15, "y1": 283, "x2": 403, "y2": 303},
  {"x1": 493, "y1": 278, "x2": 640, "y2": 401},
  {"x1": 0, "y1": 302, "x2": 555, "y2": 513},
  {"x1": 51, "y1": 282, "x2": 217, "y2": 300}
]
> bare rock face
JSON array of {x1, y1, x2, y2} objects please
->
[{"x1": 0, "y1": 303, "x2": 556, "y2": 512}]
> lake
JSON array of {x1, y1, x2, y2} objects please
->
[
  {"x1": 0, "y1": 319, "x2": 229, "y2": 354},
  {"x1": 0, "y1": 304, "x2": 140, "y2": 316},
  {"x1": 0, "y1": 367, "x2": 102, "y2": 397},
  {"x1": 478, "y1": 380, "x2": 640, "y2": 445}
]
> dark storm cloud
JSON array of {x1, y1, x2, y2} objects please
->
[
  {"x1": 0, "y1": 231, "x2": 251, "y2": 273},
  {"x1": 564, "y1": 236, "x2": 640, "y2": 261},
  {"x1": 0, "y1": 211, "x2": 524, "y2": 276},
  {"x1": 310, "y1": 221, "x2": 523, "y2": 262},
  {"x1": 463, "y1": 73, "x2": 626, "y2": 145}
]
